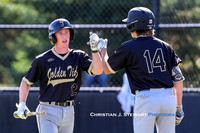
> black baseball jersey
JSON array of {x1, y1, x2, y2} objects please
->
[
  {"x1": 107, "y1": 36, "x2": 182, "y2": 94},
  {"x1": 23, "y1": 47, "x2": 94, "y2": 102}
]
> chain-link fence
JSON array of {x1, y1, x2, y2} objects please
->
[{"x1": 0, "y1": 0, "x2": 200, "y2": 87}]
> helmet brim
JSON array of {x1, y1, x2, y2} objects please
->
[{"x1": 63, "y1": 26, "x2": 73, "y2": 29}]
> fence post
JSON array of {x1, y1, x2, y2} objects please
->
[{"x1": 154, "y1": 0, "x2": 160, "y2": 38}]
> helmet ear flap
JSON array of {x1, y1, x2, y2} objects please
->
[{"x1": 49, "y1": 34, "x2": 57, "y2": 45}]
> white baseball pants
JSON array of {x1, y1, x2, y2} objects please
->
[{"x1": 133, "y1": 88, "x2": 176, "y2": 133}]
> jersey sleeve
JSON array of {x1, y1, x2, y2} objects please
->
[
  {"x1": 168, "y1": 45, "x2": 185, "y2": 82},
  {"x1": 170, "y1": 47, "x2": 182, "y2": 67},
  {"x1": 107, "y1": 44, "x2": 127, "y2": 73},
  {"x1": 23, "y1": 57, "x2": 42, "y2": 85},
  {"x1": 79, "y1": 52, "x2": 94, "y2": 76}
]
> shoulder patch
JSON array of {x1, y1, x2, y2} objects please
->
[{"x1": 47, "y1": 58, "x2": 54, "y2": 62}]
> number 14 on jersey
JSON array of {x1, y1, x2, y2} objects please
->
[{"x1": 143, "y1": 48, "x2": 166, "y2": 73}]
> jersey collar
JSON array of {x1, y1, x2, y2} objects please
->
[{"x1": 51, "y1": 47, "x2": 71, "y2": 60}]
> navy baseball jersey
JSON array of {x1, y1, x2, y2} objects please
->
[
  {"x1": 23, "y1": 47, "x2": 94, "y2": 101},
  {"x1": 106, "y1": 36, "x2": 182, "y2": 94}
]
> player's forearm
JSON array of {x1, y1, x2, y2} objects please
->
[
  {"x1": 101, "y1": 48, "x2": 112, "y2": 74},
  {"x1": 19, "y1": 79, "x2": 30, "y2": 103},
  {"x1": 173, "y1": 81, "x2": 183, "y2": 105},
  {"x1": 91, "y1": 52, "x2": 103, "y2": 75}
]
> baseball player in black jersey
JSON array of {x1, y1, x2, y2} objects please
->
[
  {"x1": 97, "y1": 7, "x2": 184, "y2": 133},
  {"x1": 14, "y1": 18, "x2": 103, "y2": 133}
]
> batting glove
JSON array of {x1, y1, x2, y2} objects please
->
[
  {"x1": 97, "y1": 38, "x2": 108, "y2": 52},
  {"x1": 15, "y1": 102, "x2": 30, "y2": 119},
  {"x1": 89, "y1": 33, "x2": 100, "y2": 53},
  {"x1": 175, "y1": 105, "x2": 184, "y2": 125}
]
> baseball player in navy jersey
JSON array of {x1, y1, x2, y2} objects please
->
[
  {"x1": 95, "y1": 7, "x2": 184, "y2": 133},
  {"x1": 14, "y1": 18, "x2": 103, "y2": 133}
]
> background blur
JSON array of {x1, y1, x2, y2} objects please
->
[{"x1": 0, "y1": 0, "x2": 200, "y2": 88}]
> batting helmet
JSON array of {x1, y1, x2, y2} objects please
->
[
  {"x1": 48, "y1": 18, "x2": 75, "y2": 44},
  {"x1": 122, "y1": 7, "x2": 155, "y2": 32}
]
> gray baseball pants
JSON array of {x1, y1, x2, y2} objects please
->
[
  {"x1": 133, "y1": 88, "x2": 176, "y2": 133},
  {"x1": 36, "y1": 102, "x2": 74, "y2": 133}
]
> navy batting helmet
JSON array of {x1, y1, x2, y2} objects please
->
[
  {"x1": 122, "y1": 7, "x2": 155, "y2": 32},
  {"x1": 48, "y1": 18, "x2": 75, "y2": 44}
]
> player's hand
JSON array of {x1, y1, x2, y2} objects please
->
[
  {"x1": 89, "y1": 33, "x2": 100, "y2": 53},
  {"x1": 97, "y1": 38, "x2": 108, "y2": 52},
  {"x1": 175, "y1": 105, "x2": 184, "y2": 125},
  {"x1": 15, "y1": 102, "x2": 30, "y2": 119}
]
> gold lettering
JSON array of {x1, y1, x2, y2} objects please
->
[
  {"x1": 67, "y1": 66, "x2": 78, "y2": 78},
  {"x1": 47, "y1": 67, "x2": 67, "y2": 83},
  {"x1": 67, "y1": 66, "x2": 72, "y2": 77},
  {"x1": 47, "y1": 66, "x2": 78, "y2": 86},
  {"x1": 48, "y1": 79, "x2": 75, "y2": 86}
]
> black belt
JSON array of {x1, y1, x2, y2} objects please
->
[
  {"x1": 47, "y1": 101, "x2": 74, "y2": 107},
  {"x1": 138, "y1": 89, "x2": 150, "y2": 92}
]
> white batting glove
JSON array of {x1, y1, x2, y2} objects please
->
[
  {"x1": 175, "y1": 105, "x2": 184, "y2": 125},
  {"x1": 97, "y1": 38, "x2": 108, "y2": 52},
  {"x1": 89, "y1": 33, "x2": 100, "y2": 53},
  {"x1": 15, "y1": 102, "x2": 30, "y2": 119}
]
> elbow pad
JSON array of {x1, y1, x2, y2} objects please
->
[{"x1": 172, "y1": 66, "x2": 185, "y2": 82}]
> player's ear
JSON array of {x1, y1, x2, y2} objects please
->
[{"x1": 131, "y1": 31, "x2": 137, "y2": 38}]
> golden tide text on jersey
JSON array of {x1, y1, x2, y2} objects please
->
[{"x1": 47, "y1": 66, "x2": 78, "y2": 86}]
